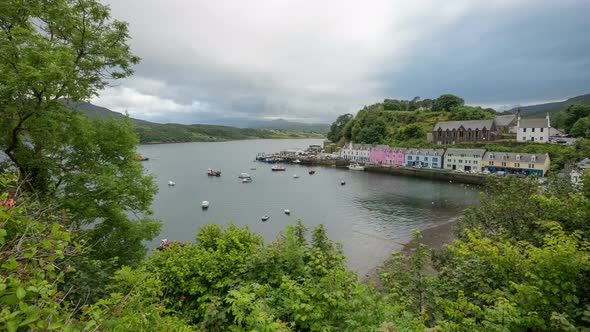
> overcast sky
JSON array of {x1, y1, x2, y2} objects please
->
[{"x1": 92, "y1": 0, "x2": 590, "y2": 124}]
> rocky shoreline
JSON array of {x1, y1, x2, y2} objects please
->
[{"x1": 363, "y1": 220, "x2": 458, "y2": 283}]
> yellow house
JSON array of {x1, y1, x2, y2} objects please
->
[{"x1": 482, "y1": 152, "x2": 550, "y2": 177}]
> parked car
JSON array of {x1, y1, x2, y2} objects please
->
[
  {"x1": 496, "y1": 171, "x2": 506, "y2": 176},
  {"x1": 453, "y1": 169, "x2": 465, "y2": 173},
  {"x1": 482, "y1": 170, "x2": 491, "y2": 175}
]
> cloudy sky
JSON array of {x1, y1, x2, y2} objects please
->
[{"x1": 93, "y1": 0, "x2": 590, "y2": 124}]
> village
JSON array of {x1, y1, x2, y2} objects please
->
[{"x1": 258, "y1": 110, "x2": 588, "y2": 185}]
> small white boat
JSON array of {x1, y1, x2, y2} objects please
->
[
  {"x1": 293, "y1": 174, "x2": 299, "y2": 179},
  {"x1": 201, "y1": 201, "x2": 210, "y2": 209},
  {"x1": 242, "y1": 177, "x2": 252, "y2": 183},
  {"x1": 238, "y1": 173, "x2": 251, "y2": 178},
  {"x1": 348, "y1": 163, "x2": 365, "y2": 171},
  {"x1": 261, "y1": 215, "x2": 270, "y2": 221},
  {"x1": 284, "y1": 209, "x2": 290, "y2": 215},
  {"x1": 168, "y1": 180, "x2": 176, "y2": 186},
  {"x1": 250, "y1": 167, "x2": 256, "y2": 170},
  {"x1": 271, "y1": 165, "x2": 286, "y2": 171},
  {"x1": 341, "y1": 180, "x2": 346, "y2": 185},
  {"x1": 293, "y1": 159, "x2": 301, "y2": 164}
]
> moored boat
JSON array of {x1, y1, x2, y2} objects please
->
[
  {"x1": 242, "y1": 177, "x2": 252, "y2": 183},
  {"x1": 207, "y1": 169, "x2": 222, "y2": 177},
  {"x1": 238, "y1": 173, "x2": 251, "y2": 178},
  {"x1": 168, "y1": 180, "x2": 176, "y2": 186},
  {"x1": 284, "y1": 209, "x2": 290, "y2": 215},
  {"x1": 293, "y1": 174, "x2": 299, "y2": 178},
  {"x1": 293, "y1": 159, "x2": 301, "y2": 164},
  {"x1": 261, "y1": 215, "x2": 270, "y2": 221},
  {"x1": 271, "y1": 165, "x2": 286, "y2": 171},
  {"x1": 201, "y1": 200, "x2": 210, "y2": 209},
  {"x1": 341, "y1": 180, "x2": 346, "y2": 185},
  {"x1": 135, "y1": 154, "x2": 149, "y2": 161},
  {"x1": 348, "y1": 163, "x2": 365, "y2": 171},
  {"x1": 308, "y1": 170, "x2": 315, "y2": 175}
]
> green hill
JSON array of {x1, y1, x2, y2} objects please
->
[
  {"x1": 510, "y1": 93, "x2": 590, "y2": 118},
  {"x1": 66, "y1": 101, "x2": 324, "y2": 143}
]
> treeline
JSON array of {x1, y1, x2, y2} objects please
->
[
  {"x1": 552, "y1": 104, "x2": 590, "y2": 139},
  {"x1": 135, "y1": 123, "x2": 323, "y2": 144},
  {"x1": 327, "y1": 94, "x2": 497, "y2": 145}
]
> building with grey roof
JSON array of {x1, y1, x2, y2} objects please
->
[
  {"x1": 495, "y1": 114, "x2": 517, "y2": 133},
  {"x1": 516, "y1": 109, "x2": 552, "y2": 143},
  {"x1": 431, "y1": 119, "x2": 499, "y2": 144},
  {"x1": 444, "y1": 148, "x2": 486, "y2": 172}
]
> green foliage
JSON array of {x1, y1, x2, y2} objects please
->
[
  {"x1": 570, "y1": 116, "x2": 590, "y2": 138},
  {"x1": 327, "y1": 113, "x2": 353, "y2": 142},
  {"x1": 449, "y1": 105, "x2": 497, "y2": 121},
  {"x1": 551, "y1": 104, "x2": 590, "y2": 134},
  {"x1": 432, "y1": 94, "x2": 465, "y2": 112}
]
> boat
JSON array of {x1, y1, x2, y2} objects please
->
[
  {"x1": 261, "y1": 215, "x2": 270, "y2": 221},
  {"x1": 250, "y1": 167, "x2": 257, "y2": 170},
  {"x1": 293, "y1": 174, "x2": 299, "y2": 179},
  {"x1": 341, "y1": 180, "x2": 346, "y2": 185},
  {"x1": 284, "y1": 209, "x2": 290, "y2": 215},
  {"x1": 238, "y1": 173, "x2": 251, "y2": 178},
  {"x1": 308, "y1": 170, "x2": 315, "y2": 175},
  {"x1": 271, "y1": 165, "x2": 286, "y2": 171},
  {"x1": 293, "y1": 159, "x2": 301, "y2": 164},
  {"x1": 135, "y1": 154, "x2": 149, "y2": 161},
  {"x1": 201, "y1": 201, "x2": 210, "y2": 209},
  {"x1": 207, "y1": 169, "x2": 221, "y2": 177},
  {"x1": 242, "y1": 177, "x2": 252, "y2": 183},
  {"x1": 348, "y1": 163, "x2": 365, "y2": 171},
  {"x1": 168, "y1": 180, "x2": 175, "y2": 186}
]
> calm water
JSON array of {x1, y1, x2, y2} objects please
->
[{"x1": 138, "y1": 139, "x2": 480, "y2": 275}]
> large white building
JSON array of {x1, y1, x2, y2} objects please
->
[
  {"x1": 339, "y1": 143, "x2": 372, "y2": 162},
  {"x1": 516, "y1": 111, "x2": 551, "y2": 143}
]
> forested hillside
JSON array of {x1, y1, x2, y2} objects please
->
[
  {"x1": 510, "y1": 93, "x2": 590, "y2": 118},
  {"x1": 328, "y1": 94, "x2": 496, "y2": 146},
  {"x1": 69, "y1": 101, "x2": 325, "y2": 143}
]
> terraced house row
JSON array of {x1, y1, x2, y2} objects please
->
[{"x1": 339, "y1": 143, "x2": 551, "y2": 177}]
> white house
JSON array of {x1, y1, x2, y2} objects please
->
[
  {"x1": 516, "y1": 110, "x2": 551, "y2": 143},
  {"x1": 339, "y1": 143, "x2": 372, "y2": 162}
]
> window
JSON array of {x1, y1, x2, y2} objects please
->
[
  {"x1": 433, "y1": 158, "x2": 438, "y2": 162},
  {"x1": 424, "y1": 157, "x2": 429, "y2": 161},
  {"x1": 459, "y1": 160, "x2": 463, "y2": 163},
  {"x1": 522, "y1": 136, "x2": 526, "y2": 140},
  {"x1": 502, "y1": 162, "x2": 506, "y2": 166},
  {"x1": 488, "y1": 161, "x2": 493, "y2": 165},
  {"x1": 408, "y1": 156, "x2": 412, "y2": 160},
  {"x1": 447, "y1": 158, "x2": 451, "y2": 162},
  {"x1": 524, "y1": 128, "x2": 527, "y2": 133},
  {"x1": 540, "y1": 128, "x2": 544, "y2": 132},
  {"x1": 515, "y1": 163, "x2": 520, "y2": 167},
  {"x1": 532, "y1": 128, "x2": 535, "y2": 132},
  {"x1": 529, "y1": 163, "x2": 534, "y2": 168},
  {"x1": 540, "y1": 137, "x2": 543, "y2": 141}
]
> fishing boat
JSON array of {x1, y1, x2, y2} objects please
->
[
  {"x1": 261, "y1": 215, "x2": 270, "y2": 221},
  {"x1": 284, "y1": 209, "x2": 290, "y2": 215},
  {"x1": 201, "y1": 201, "x2": 210, "y2": 209},
  {"x1": 271, "y1": 165, "x2": 286, "y2": 171},
  {"x1": 168, "y1": 180, "x2": 176, "y2": 186},
  {"x1": 207, "y1": 169, "x2": 221, "y2": 177},
  {"x1": 308, "y1": 170, "x2": 315, "y2": 175},
  {"x1": 348, "y1": 163, "x2": 365, "y2": 171},
  {"x1": 293, "y1": 159, "x2": 301, "y2": 164},
  {"x1": 242, "y1": 177, "x2": 252, "y2": 183},
  {"x1": 238, "y1": 173, "x2": 251, "y2": 178}
]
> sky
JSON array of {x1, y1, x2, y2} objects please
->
[{"x1": 92, "y1": 0, "x2": 590, "y2": 124}]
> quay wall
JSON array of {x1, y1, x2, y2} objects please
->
[{"x1": 281, "y1": 158, "x2": 488, "y2": 185}]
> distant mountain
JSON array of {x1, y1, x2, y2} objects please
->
[
  {"x1": 66, "y1": 101, "x2": 325, "y2": 144},
  {"x1": 205, "y1": 118, "x2": 330, "y2": 134},
  {"x1": 509, "y1": 93, "x2": 590, "y2": 118}
]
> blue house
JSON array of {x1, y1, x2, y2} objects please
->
[{"x1": 405, "y1": 148, "x2": 445, "y2": 169}]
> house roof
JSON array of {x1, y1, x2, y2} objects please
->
[
  {"x1": 406, "y1": 148, "x2": 445, "y2": 156},
  {"x1": 445, "y1": 148, "x2": 486, "y2": 157},
  {"x1": 351, "y1": 144, "x2": 372, "y2": 150},
  {"x1": 483, "y1": 151, "x2": 549, "y2": 163},
  {"x1": 495, "y1": 115, "x2": 516, "y2": 127},
  {"x1": 519, "y1": 118, "x2": 549, "y2": 128},
  {"x1": 433, "y1": 120, "x2": 495, "y2": 131}
]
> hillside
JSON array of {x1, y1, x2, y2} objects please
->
[
  {"x1": 205, "y1": 117, "x2": 330, "y2": 133},
  {"x1": 66, "y1": 101, "x2": 324, "y2": 143},
  {"x1": 509, "y1": 93, "x2": 590, "y2": 118}
]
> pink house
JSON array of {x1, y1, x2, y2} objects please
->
[{"x1": 369, "y1": 145, "x2": 406, "y2": 166}]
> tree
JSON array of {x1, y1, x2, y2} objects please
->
[
  {"x1": 570, "y1": 116, "x2": 590, "y2": 138},
  {"x1": 0, "y1": 0, "x2": 159, "y2": 300},
  {"x1": 449, "y1": 105, "x2": 496, "y2": 121},
  {"x1": 327, "y1": 113, "x2": 353, "y2": 142},
  {"x1": 432, "y1": 94, "x2": 465, "y2": 112}
]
